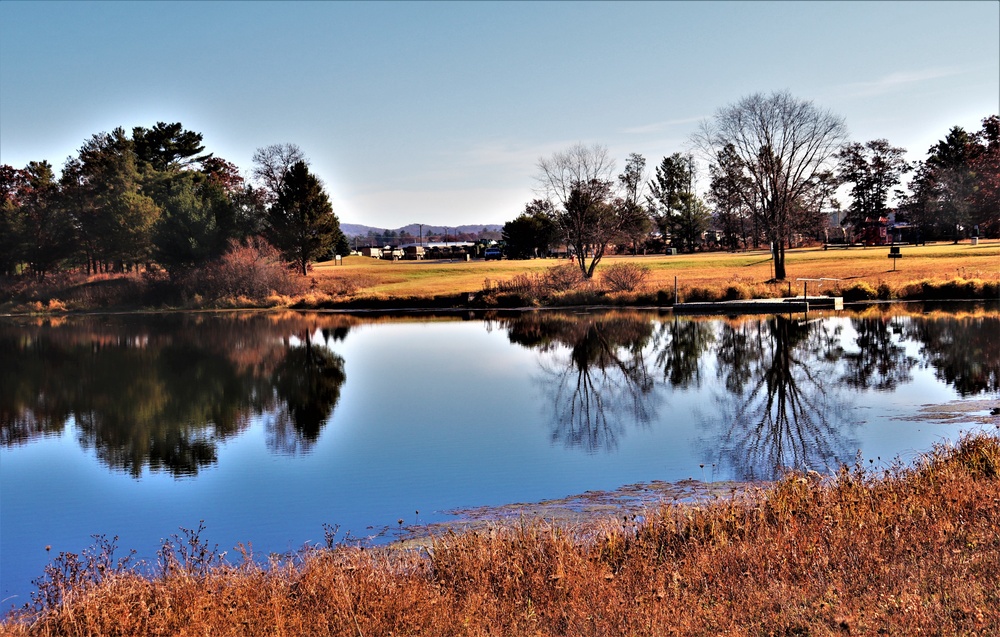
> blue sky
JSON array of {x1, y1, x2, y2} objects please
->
[{"x1": 1, "y1": 1, "x2": 997, "y2": 228}]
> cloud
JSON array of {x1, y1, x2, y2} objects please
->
[
  {"x1": 622, "y1": 116, "x2": 706, "y2": 135},
  {"x1": 833, "y1": 67, "x2": 965, "y2": 98}
]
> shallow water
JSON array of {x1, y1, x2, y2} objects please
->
[{"x1": 2, "y1": 306, "x2": 998, "y2": 612}]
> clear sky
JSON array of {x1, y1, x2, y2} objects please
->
[{"x1": 1, "y1": 1, "x2": 997, "y2": 229}]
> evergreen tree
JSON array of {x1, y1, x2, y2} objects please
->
[{"x1": 266, "y1": 161, "x2": 342, "y2": 275}]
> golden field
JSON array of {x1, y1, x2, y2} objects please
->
[{"x1": 308, "y1": 240, "x2": 999, "y2": 305}]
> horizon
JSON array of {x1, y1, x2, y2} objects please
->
[{"x1": 1, "y1": 1, "x2": 997, "y2": 228}]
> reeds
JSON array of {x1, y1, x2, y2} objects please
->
[{"x1": 5, "y1": 433, "x2": 1000, "y2": 636}]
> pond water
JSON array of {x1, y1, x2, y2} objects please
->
[{"x1": 2, "y1": 305, "x2": 999, "y2": 612}]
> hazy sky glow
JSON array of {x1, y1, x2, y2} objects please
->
[{"x1": 2, "y1": 1, "x2": 997, "y2": 228}]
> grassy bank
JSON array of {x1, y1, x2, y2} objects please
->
[
  {"x1": 2, "y1": 241, "x2": 998, "y2": 314},
  {"x1": 4, "y1": 434, "x2": 999, "y2": 635}
]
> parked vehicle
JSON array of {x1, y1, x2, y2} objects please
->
[{"x1": 484, "y1": 247, "x2": 503, "y2": 260}]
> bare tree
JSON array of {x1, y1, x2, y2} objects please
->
[
  {"x1": 252, "y1": 143, "x2": 306, "y2": 203},
  {"x1": 536, "y1": 143, "x2": 634, "y2": 278},
  {"x1": 694, "y1": 92, "x2": 847, "y2": 279}
]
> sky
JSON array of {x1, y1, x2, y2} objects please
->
[{"x1": 1, "y1": 1, "x2": 998, "y2": 229}]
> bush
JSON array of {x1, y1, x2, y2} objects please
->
[
  {"x1": 723, "y1": 283, "x2": 752, "y2": 300},
  {"x1": 601, "y1": 262, "x2": 650, "y2": 292},
  {"x1": 545, "y1": 264, "x2": 585, "y2": 292},
  {"x1": 181, "y1": 238, "x2": 305, "y2": 304},
  {"x1": 841, "y1": 281, "x2": 877, "y2": 302}
]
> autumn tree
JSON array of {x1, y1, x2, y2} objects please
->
[
  {"x1": 695, "y1": 91, "x2": 847, "y2": 279},
  {"x1": 903, "y1": 126, "x2": 981, "y2": 242},
  {"x1": 266, "y1": 161, "x2": 344, "y2": 275},
  {"x1": 0, "y1": 165, "x2": 24, "y2": 275},
  {"x1": 536, "y1": 143, "x2": 637, "y2": 278},
  {"x1": 969, "y1": 115, "x2": 1000, "y2": 236},
  {"x1": 836, "y1": 139, "x2": 910, "y2": 229}
]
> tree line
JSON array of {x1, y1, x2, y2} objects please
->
[
  {"x1": 0, "y1": 123, "x2": 349, "y2": 279},
  {"x1": 503, "y1": 91, "x2": 999, "y2": 280}
]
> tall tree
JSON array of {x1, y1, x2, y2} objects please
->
[
  {"x1": 836, "y1": 139, "x2": 910, "y2": 229},
  {"x1": 17, "y1": 161, "x2": 75, "y2": 277},
  {"x1": 695, "y1": 91, "x2": 847, "y2": 279},
  {"x1": 536, "y1": 143, "x2": 632, "y2": 278},
  {"x1": 708, "y1": 143, "x2": 754, "y2": 250},
  {"x1": 903, "y1": 126, "x2": 981, "y2": 242},
  {"x1": 252, "y1": 143, "x2": 306, "y2": 204},
  {"x1": 266, "y1": 161, "x2": 342, "y2": 275},
  {"x1": 969, "y1": 115, "x2": 1000, "y2": 236},
  {"x1": 503, "y1": 199, "x2": 558, "y2": 259},
  {"x1": 73, "y1": 128, "x2": 161, "y2": 270},
  {"x1": 617, "y1": 153, "x2": 652, "y2": 254},
  {"x1": 648, "y1": 153, "x2": 709, "y2": 252},
  {"x1": 0, "y1": 164, "x2": 28, "y2": 275},
  {"x1": 132, "y1": 122, "x2": 212, "y2": 173}
]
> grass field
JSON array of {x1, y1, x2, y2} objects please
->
[
  {"x1": 1, "y1": 240, "x2": 997, "y2": 314},
  {"x1": 310, "y1": 240, "x2": 1000, "y2": 304}
]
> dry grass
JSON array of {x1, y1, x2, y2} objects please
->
[
  {"x1": 309, "y1": 241, "x2": 1000, "y2": 306},
  {"x1": 5, "y1": 434, "x2": 1000, "y2": 636},
  {"x1": 2, "y1": 241, "x2": 997, "y2": 313}
]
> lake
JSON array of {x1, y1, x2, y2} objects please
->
[{"x1": 2, "y1": 305, "x2": 998, "y2": 612}]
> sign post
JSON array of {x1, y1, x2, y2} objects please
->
[{"x1": 888, "y1": 246, "x2": 902, "y2": 271}]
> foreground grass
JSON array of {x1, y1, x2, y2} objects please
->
[{"x1": 5, "y1": 434, "x2": 1000, "y2": 636}]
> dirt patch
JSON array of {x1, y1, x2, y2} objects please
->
[
  {"x1": 901, "y1": 398, "x2": 1000, "y2": 427},
  {"x1": 385, "y1": 479, "x2": 758, "y2": 547}
]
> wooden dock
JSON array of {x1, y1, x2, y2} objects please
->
[{"x1": 673, "y1": 296, "x2": 843, "y2": 315}]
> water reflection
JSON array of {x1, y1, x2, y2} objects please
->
[
  {"x1": 501, "y1": 312, "x2": 658, "y2": 452},
  {"x1": 703, "y1": 316, "x2": 858, "y2": 480},
  {"x1": 497, "y1": 306, "x2": 999, "y2": 478},
  {"x1": 2, "y1": 307, "x2": 997, "y2": 481},
  {"x1": 842, "y1": 316, "x2": 917, "y2": 391},
  {"x1": 907, "y1": 315, "x2": 1000, "y2": 396},
  {"x1": 652, "y1": 317, "x2": 716, "y2": 389},
  {"x1": 0, "y1": 314, "x2": 352, "y2": 475}
]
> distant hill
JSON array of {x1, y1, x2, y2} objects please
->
[{"x1": 341, "y1": 223, "x2": 502, "y2": 237}]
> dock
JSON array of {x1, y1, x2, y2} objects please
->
[{"x1": 673, "y1": 296, "x2": 844, "y2": 315}]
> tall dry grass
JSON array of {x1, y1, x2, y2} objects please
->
[{"x1": 5, "y1": 434, "x2": 999, "y2": 636}]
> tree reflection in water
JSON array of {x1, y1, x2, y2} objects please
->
[
  {"x1": 0, "y1": 313, "x2": 351, "y2": 476},
  {"x1": 906, "y1": 314, "x2": 1000, "y2": 396},
  {"x1": 3, "y1": 308, "x2": 996, "y2": 480},
  {"x1": 652, "y1": 317, "x2": 716, "y2": 389},
  {"x1": 266, "y1": 330, "x2": 347, "y2": 456},
  {"x1": 502, "y1": 312, "x2": 658, "y2": 452},
  {"x1": 842, "y1": 315, "x2": 917, "y2": 391},
  {"x1": 703, "y1": 316, "x2": 859, "y2": 480}
]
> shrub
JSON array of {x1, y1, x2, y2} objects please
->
[
  {"x1": 601, "y1": 262, "x2": 650, "y2": 292},
  {"x1": 181, "y1": 238, "x2": 305, "y2": 304},
  {"x1": 545, "y1": 263, "x2": 586, "y2": 292},
  {"x1": 876, "y1": 281, "x2": 893, "y2": 300},
  {"x1": 723, "y1": 283, "x2": 752, "y2": 300},
  {"x1": 841, "y1": 281, "x2": 877, "y2": 302}
]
